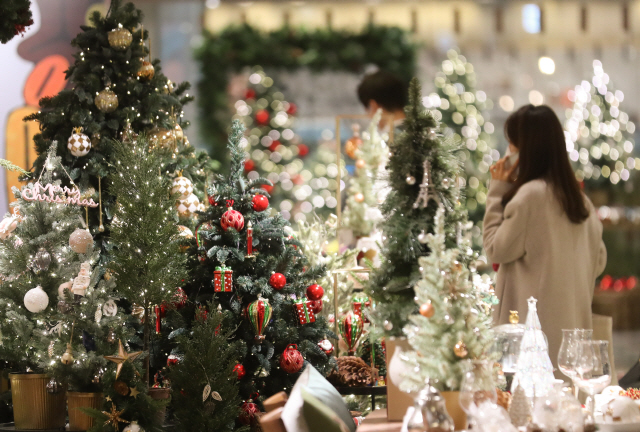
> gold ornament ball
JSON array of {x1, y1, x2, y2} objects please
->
[
  {"x1": 69, "y1": 228, "x2": 93, "y2": 254},
  {"x1": 137, "y1": 60, "x2": 155, "y2": 80},
  {"x1": 150, "y1": 127, "x2": 174, "y2": 149},
  {"x1": 345, "y1": 136, "x2": 362, "y2": 159},
  {"x1": 355, "y1": 193, "x2": 365, "y2": 203},
  {"x1": 108, "y1": 24, "x2": 132, "y2": 50},
  {"x1": 95, "y1": 89, "x2": 118, "y2": 113},
  {"x1": 419, "y1": 302, "x2": 434, "y2": 318},
  {"x1": 355, "y1": 159, "x2": 366, "y2": 169},
  {"x1": 61, "y1": 344, "x2": 74, "y2": 365},
  {"x1": 454, "y1": 340, "x2": 468, "y2": 358},
  {"x1": 173, "y1": 123, "x2": 184, "y2": 143}
]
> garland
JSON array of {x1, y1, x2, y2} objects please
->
[
  {"x1": 195, "y1": 24, "x2": 417, "y2": 158},
  {"x1": 0, "y1": 0, "x2": 33, "y2": 44}
]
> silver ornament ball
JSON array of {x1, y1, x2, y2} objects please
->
[
  {"x1": 406, "y1": 176, "x2": 416, "y2": 185},
  {"x1": 34, "y1": 248, "x2": 52, "y2": 271},
  {"x1": 383, "y1": 320, "x2": 393, "y2": 331}
]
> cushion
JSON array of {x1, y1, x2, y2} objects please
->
[{"x1": 281, "y1": 365, "x2": 356, "y2": 432}]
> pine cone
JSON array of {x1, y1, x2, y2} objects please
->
[{"x1": 329, "y1": 356, "x2": 374, "y2": 387}]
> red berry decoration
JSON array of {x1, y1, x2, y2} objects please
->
[
  {"x1": 221, "y1": 200, "x2": 245, "y2": 232},
  {"x1": 309, "y1": 300, "x2": 323, "y2": 313},
  {"x1": 172, "y1": 288, "x2": 187, "y2": 309},
  {"x1": 239, "y1": 399, "x2": 260, "y2": 426},
  {"x1": 255, "y1": 109, "x2": 269, "y2": 126},
  {"x1": 233, "y1": 363, "x2": 246, "y2": 380},
  {"x1": 280, "y1": 344, "x2": 304, "y2": 373},
  {"x1": 252, "y1": 194, "x2": 269, "y2": 212},
  {"x1": 167, "y1": 354, "x2": 180, "y2": 367},
  {"x1": 269, "y1": 273, "x2": 286, "y2": 290},
  {"x1": 306, "y1": 284, "x2": 324, "y2": 301}
]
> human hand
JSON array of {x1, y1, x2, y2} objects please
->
[{"x1": 489, "y1": 157, "x2": 519, "y2": 182}]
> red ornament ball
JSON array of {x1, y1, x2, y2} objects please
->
[
  {"x1": 297, "y1": 144, "x2": 309, "y2": 157},
  {"x1": 221, "y1": 208, "x2": 245, "y2": 232},
  {"x1": 172, "y1": 288, "x2": 187, "y2": 309},
  {"x1": 280, "y1": 344, "x2": 304, "y2": 373},
  {"x1": 255, "y1": 109, "x2": 269, "y2": 126},
  {"x1": 306, "y1": 284, "x2": 324, "y2": 301},
  {"x1": 233, "y1": 363, "x2": 246, "y2": 380},
  {"x1": 245, "y1": 89, "x2": 256, "y2": 100},
  {"x1": 244, "y1": 160, "x2": 255, "y2": 172},
  {"x1": 252, "y1": 194, "x2": 269, "y2": 212},
  {"x1": 269, "y1": 273, "x2": 286, "y2": 290},
  {"x1": 262, "y1": 184, "x2": 274, "y2": 194},
  {"x1": 269, "y1": 140, "x2": 281, "y2": 152},
  {"x1": 287, "y1": 102, "x2": 297, "y2": 116},
  {"x1": 167, "y1": 354, "x2": 180, "y2": 367},
  {"x1": 309, "y1": 300, "x2": 323, "y2": 313},
  {"x1": 239, "y1": 400, "x2": 260, "y2": 426}
]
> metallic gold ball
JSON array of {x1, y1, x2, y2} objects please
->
[
  {"x1": 419, "y1": 302, "x2": 435, "y2": 318},
  {"x1": 354, "y1": 193, "x2": 365, "y2": 203},
  {"x1": 137, "y1": 60, "x2": 155, "y2": 80},
  {"x1": 454, "y1": 340, "x2": 468, "y2": 358},
  {"x1": 173, "y1": 124, "x2": 184, "y2": 143},
  {"x1": 61, "y1": 350, "x2": 74, "y2": 365},
  {"x1": 149, "y1": 127, "x2": 174, "y2": 149},
  {"x1": 108, "y1": 25, "x2": 132, "y2": 50},
  {"x1": 355, "y1": 159, "x2": 366, "y2": 169},
  {"x1": 95, "y1": 89, "x2": 118, "y2": 113}
]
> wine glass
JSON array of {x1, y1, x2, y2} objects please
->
[
  {"x1": 558, "y1": 329, "x2": 592, "y2": 396},
  {"x1": 574, "y1": 340, "x2": 612, "y2": 421}
]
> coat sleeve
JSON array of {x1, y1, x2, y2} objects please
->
[{"x1": 483, "y1": 180, "x2": 529, "y2": 264}]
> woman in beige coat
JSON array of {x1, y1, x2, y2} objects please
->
[{"x1": 483, "y1": 104, "x2": 607, "y2": 373}]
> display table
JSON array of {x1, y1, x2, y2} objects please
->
[{"x1": 356, "y1": 409, "x2": 401, "y2": 432}]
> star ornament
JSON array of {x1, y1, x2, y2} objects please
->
[
  {"x1": 104, "y1": 339, "x2": 143, "y2": 379},
  {"x1": 102, "y1": 403, "x2": 130, "y2": 431}
]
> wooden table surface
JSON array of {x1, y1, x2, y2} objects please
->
[{"x1": 356, "y1": 409, "x2": 402, "y2": 432}]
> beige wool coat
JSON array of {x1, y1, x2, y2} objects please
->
[{"x1": 483, "y1": 179, "x2": 607, "y2": 373}]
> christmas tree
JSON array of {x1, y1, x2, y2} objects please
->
[
  {"x1": 169, "y1": 302, "x2": 244, "y2": 432},
  {"x1": 565, "y1": 59, "x2": 637, "y2": 188},
  {"x1": 188, "y1": 120, "x2": 334, "y2": 404},
  {"x1": 0, "y1": 0, "x2": 33, "y2": 44},
  {"x1": 366, "y1": 78, "x2": 469, "y2": 337},
  {"x1": 401, "y1": 207, "x2": 494, "y2": 392},
  {"x1": 423, "y1": 48, "x2": 496, "y2": 244}
]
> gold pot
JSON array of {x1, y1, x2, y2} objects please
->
[
  {"x1": 441, "y1": 391, "x2": 467, "y2": 431},
  {"x1": 148, "y1": 388, "x2": 170, "y2": 425},
  {"x1": 10, "y1": 373, "x2": 66, "y2": 430},
  {"x1": 67, "y1": 392, "x2": 103, "y2": 431}
]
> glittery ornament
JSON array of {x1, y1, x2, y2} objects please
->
[
  {"x1": 354, "y1": 193, "x2": 365, "y2": 203},
  {"x1": 214, "y1": 265, "x2": 233, "y2": 292},
  {"x1": 310, "y1": 300, "x2": 323, "y2": 313},
  {"x1": 67, "y1": 127, "x2": 92, "y2": 157},
  {"x1": 61, "y1": 343, "x2": 74, "y2": 364},
  {"x1": 355, "y1": 159, "x2": 366, "y2": 169},
  {"x1": 252, "y1": 194, "x2": 269, "y2": 212},
  {"x1": 280, "y1": 344, "x2": 304, "y2": 373},
  {"x1": 419, "y1": 302, "x2": 435, "y2": 318},
  {"x1": 108, "y1": 24, "x2": 132, "y2": 49},
  {"x1": 137, "y1": 60, "x2": 154, "y2": 80},
  {"x1": 233, "y1": 363, "x2": 246, "y2": 379},
  {"x1": 172, "y1": 287, "x2": 188, "y2": 309},
  {"x1": 173, "y1": 124, "x2": 184, "y2": 143},
  {"x1": 246, "y1": 297, "x2": 272, "y2": 341},
  {"x1": 95, "y1": 89, "x2": 118, "y2": 113},
  {"x1": 167, "y1": 354, "x2": 180, "y2": 367},
  {"x1": 413, "y1": 159, "x2": 436, "y2": 209},
  {"x1": 57, "y1": 299, "x2": 73, "y2": 314},
  {"x1": 150, "y1": 127, "x2": 174, "y2": 149},
  {"x1": 318, "y1": 338, "x2": 334, "y2": 355},
  {"x1": 454, "y1": 340, "x2": 468, "y2": 358},
  {"x1": 34, "y1": 247, "x2": 51, "y2": 271},
  {"x1": 69, "y1": 228, "x2": 93, "y2": 253},
  {"x1": 239, "y1": 399, "x2": 260, "y2": 426},
  {"x1": 48, "y1": 341, "x2": 55, "y2": 358},
  {"x1": 269, "y1": 273, "x2": 286, "y2": 290},
  {"x1": 24, "y1": 285, "x2": 49, "y2": 313},
  {"x1": 46, "y1": 378, "x2": 62, "y2": 394},
  {"x1": 114, "y1": 380, "x2": 130, "y2": 396},
  {"x1": 406, "y1": 175, "x2": 416, "y2": 185},
  {"x1": 102, "y1": 403, "x2": 129, "y2": 430},
  {"x1": 345, "y1": 124, "x2": 363, "y2": 159},
  {"x1": 221, "y1": 200, "x2": 244, "y2": 231},
  {"x1": 294, "y1": 299, "x2": 315, "y2": 325},
  {"x1": 171, "y1": 176, "x2": 193, "y2": 200},
  {"x1": 176, "y1": 193, "x2": 200, "y2": 218},
  {"x1": 306, "y1": 284, "x2": 324, "y2": 300},
  {"x1": 339, "y1": 312, "x2": 364, "y2": 355}
]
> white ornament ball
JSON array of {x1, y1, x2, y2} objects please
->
[
  {"x1": 171, "y1": 176, "x2": 193, "y2": 200},
  {"x1": 24, "y1": 286, "x2": 49, "y2": 313},
  {"x1": 176, "y1": 193, "x2": 200, "y2": 218},
  {"x1": 58, "y1": 282, "x2": 72, "y2": 298},
  {"x1": 69, "y1": 228, "x2": 93, "y2": 253},
  {"x1": 123, "y1": 421, "x2": 143, "y2": 432},
  {"x1": 67, "y1": 128, "x2": 92, "y2": 157},
  {"x1": 0, "y1": 215, "x2": 18, "y2": 240}
]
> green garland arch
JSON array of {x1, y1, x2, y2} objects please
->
[{"x1": 195, "y1": 24, "x2": 418, "y2": 158}]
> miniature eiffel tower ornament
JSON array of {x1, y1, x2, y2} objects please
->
[{"x1": 413, "y1": 159, "x2": 439, "y2": 209}]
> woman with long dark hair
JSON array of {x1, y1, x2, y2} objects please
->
[{"x1": 484, "y1": 104, "x2": 607, "y2": 371}]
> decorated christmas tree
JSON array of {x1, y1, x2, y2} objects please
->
[
  {"x1": 423, "y1": 48, "x2": 496, "y2": 242},
  {"x1": 565, "y1": 59, "x2": 637, "y2": 188},
  {"x1": 366, "y1": 78, "x2": 469, "y2": 337},
  {"x1": 401, "y1": 207, "x2": 494, "y2": 392},
  {"x1": 0, "y1": 0, "x2": 33, "y2": 44},
  {"x1": 187, "y1": 120, "x2": 334, "y2": 408}
]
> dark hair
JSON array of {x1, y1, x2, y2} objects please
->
[
  {"x1": 357, "y1": 70, "x2": 408, "y2": 111},
  {"x1": 502, "y1": 104, "x2": 589, "y2": 224}
]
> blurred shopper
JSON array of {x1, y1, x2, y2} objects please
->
[
  {"x1": 357, "y1": 70, "x2": 408, "y2": 130},
  {"x1": 484, "y1": 104, "x2": 607, "y2": 373}
]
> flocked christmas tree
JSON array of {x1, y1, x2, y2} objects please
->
[
  {"x1": 401, "y1": 207, "x2": 494, "y2": 392},
  {"x1": 423, "y1": 48, "x2": 496, "y2": 244},
  {"x1": 565, "y1": 59, "x2": 637, "y2": 188},
  {"x1": 187, "y1": 120, "x2": 334, "y2": 410},
  {"x1": 366, "y1": 78, "x2": 469, "y2": 337}
]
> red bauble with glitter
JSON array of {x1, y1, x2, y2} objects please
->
[
  {"x1": 280, "y1": 344, "x2": 304, "y2": 373},
  {"x1": 297, "y1": 144, "x2": 309, "y2": 157},
  {"x1": 172, "y1": 288, "x2": 187, "y2": 309},
  {"x1": 309, "y1": 300, "x2": 323, "y2": 313},
  {"x1": 306, "y1": 284, "x2": 324, "y2": 301},
  {"x1": 252, "y1": 194, "x2": 269, "y2": 212},
  {"x1": 167, "y1": 354, "x2": 180, "y2": 367},
  {"x1": 255, "y1": 109, "x2": 269, "y2": 126},
  {"x1": 269, "y1": 273, "x2": 286, "y2": 290},
  {"x1": 221, "y1": 200, "x2": 245, "y2": 232},
  {"x1": 233, "y1": 363, "x2": 246, "y2": 380},
  {"x1": 239, "y1": 400, "x2": 260, "y2": 425}
]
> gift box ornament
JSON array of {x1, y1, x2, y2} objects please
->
[
  {"x1": 214, "y1": 265, "x2": 233, "y2": 292},
  {"x1": 294, "y1": 299, "x2": 315, "y2": 325}
]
